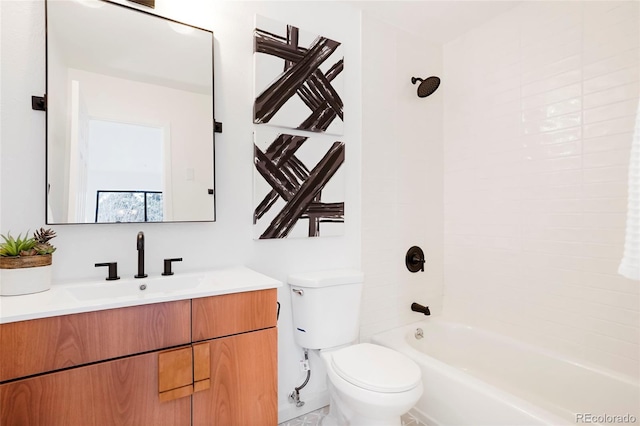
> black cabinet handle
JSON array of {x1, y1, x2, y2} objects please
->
[
  {"x1": 162, "y1": 258, "x2": 183, "y2": 276},
  {"x1": 95, "y1": 262, "x2": 120, "y2": 281}
]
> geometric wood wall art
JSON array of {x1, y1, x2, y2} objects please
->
[
  {"x1": 253, "y1": 130, "x2": 345, "y2": 239},
  {"x1": 253, "y1": 15, "x2": 344, "y2": 135}
]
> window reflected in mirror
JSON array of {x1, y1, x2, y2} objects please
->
[{"x1": 96, "y1": 191, "x2": 163, "y2": 223}]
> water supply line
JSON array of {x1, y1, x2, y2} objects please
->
[{"x1": 289, "y1": 348, "x2": 311, "y2": 408}]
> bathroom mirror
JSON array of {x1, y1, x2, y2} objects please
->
[{"x1": 46, "y1": 0, "x2": 215, "y2": 224}]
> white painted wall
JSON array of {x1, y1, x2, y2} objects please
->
[
  {"x1": 0, "y1": 1, "x2": 2, "y2": 237},
  {"x1": 360, "y1": 13, "x2": 444, "y2": 342},
  {"x1": 0, "y1": 0, "x2": 361, "y2": 422},
  {"x1": 443, "y1": 1, "x2": 640, "y2": 378}
]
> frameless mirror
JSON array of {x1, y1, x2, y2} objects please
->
[{"x1": 46, "y1": 0, "x2": 215, "y2": 224}]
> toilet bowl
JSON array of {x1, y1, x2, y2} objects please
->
[{"x1": 320, "y1": 343, "x2": 423, "y2": 426}]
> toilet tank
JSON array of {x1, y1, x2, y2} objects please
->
[{"x1": 288, "y1": 269, "x2": 364, "y2": 350}]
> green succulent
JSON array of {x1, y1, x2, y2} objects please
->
[
  {"x1": 0, "y1": 232, "x2": 37, "y2": 257},
  {"x1": 0, "y1": 228, "x2": 56, "y2": 257}
]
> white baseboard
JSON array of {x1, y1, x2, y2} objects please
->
[{"x1": 278, "y1": 390, "x2": 329, "y2": 424}]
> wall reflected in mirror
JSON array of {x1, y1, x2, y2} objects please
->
[{"x1": 46, "y1": 0, "x2": 215, "y2": 224}]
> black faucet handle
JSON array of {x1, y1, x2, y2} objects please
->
[
  {"x1": 405, "y1": 246, "x2": 426, "y2": 273},
  {"x1": 162, "y1": 258, "x2": 183, "y2": 276},
  {"x1": 95, "y1": 262, "x2": 120, "y2": 281}
]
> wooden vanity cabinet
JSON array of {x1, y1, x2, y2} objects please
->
[{"x1": 0, "y1": 289, "x2": 278, "y2": 426}]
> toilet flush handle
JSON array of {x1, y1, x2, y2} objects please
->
[{"x1": 292, "y1": 288, "x2": 304, "y2": 296}]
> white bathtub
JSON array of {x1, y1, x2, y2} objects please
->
[{"x1": 372, "y1": 318, "x2": 639, "y2": 426}]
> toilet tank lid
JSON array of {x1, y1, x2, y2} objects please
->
[{"x1": 288, "y1": 269, "x2": 363, "y2": 288}]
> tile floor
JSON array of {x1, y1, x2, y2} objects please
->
[{"x1": 279, "y1": 406, "x2": 425, "y2": 426}]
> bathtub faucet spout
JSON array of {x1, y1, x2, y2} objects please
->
[{"x1": 411, "y1": 302, "x2": 430, "y2": 315}]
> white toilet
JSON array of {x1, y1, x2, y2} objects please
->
[{"x1": 288, "y1": 269, "x2": 423, "y2": 426}]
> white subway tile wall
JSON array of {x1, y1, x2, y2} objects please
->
[
  {"x1": 443, "y1": 1, "x2": 639, "y2": 377},
  {"x1": 360, "y1": 14, "x2": 444, "y2": 342}
]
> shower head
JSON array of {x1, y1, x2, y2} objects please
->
[{"x1": 411, "y1": 76, "x2": 440, "y2": 98}]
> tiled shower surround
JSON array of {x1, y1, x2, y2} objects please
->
[
  {"x1": 443, "y1": 1, "x2": 639, "y2": 377},
  {"x1": 360, "y1": 14, "x2": 444, "y2": 343}
]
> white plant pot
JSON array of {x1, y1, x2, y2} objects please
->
[{"x1": 0, "y1": 265, "x2": 52, "y2": 296}]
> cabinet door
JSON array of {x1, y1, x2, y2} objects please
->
[
  {"x1": 193, "y1": 327, "x2": 277, "y2": 426},
  {"x1": 0, "y1": 350, "x2": 191, "y2": 426}
]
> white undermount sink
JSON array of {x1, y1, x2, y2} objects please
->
[{"x1": 66, "y1": 275, "x2": 202, "y2": 302}]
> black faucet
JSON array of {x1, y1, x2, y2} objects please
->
[
  {"x1": 411, "y1": 302, "x2": 430, "y2": 316},
  {"x1": 135, "y1": 231, "x2": 147, "y2": 278}
]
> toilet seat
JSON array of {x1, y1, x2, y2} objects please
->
[{"x1": 330, "y1": 343, "x2": 421, "y2": 393}]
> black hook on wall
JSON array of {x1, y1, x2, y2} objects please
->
[
  {"x1": 31, "y1": 95, "x2": 46, "y2": 111},
  {"x1": 405, "y1": 246, "x2": 426, "y2": 273}
]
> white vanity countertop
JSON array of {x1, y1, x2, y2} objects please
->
[{"x1": 0, "y1": 266, "x2": 282, "y2": 324}]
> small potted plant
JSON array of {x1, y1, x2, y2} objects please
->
[{"x1": 0, "y1": 228, "x2": 56, "y2": 296}]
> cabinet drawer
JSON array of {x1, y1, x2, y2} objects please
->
[
  {"x1": 192, "y1": 289, "x2": 277, "y2": 341},
  {"x1": 0, "y1": 300, "x2": 191, "y2": 382}
]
